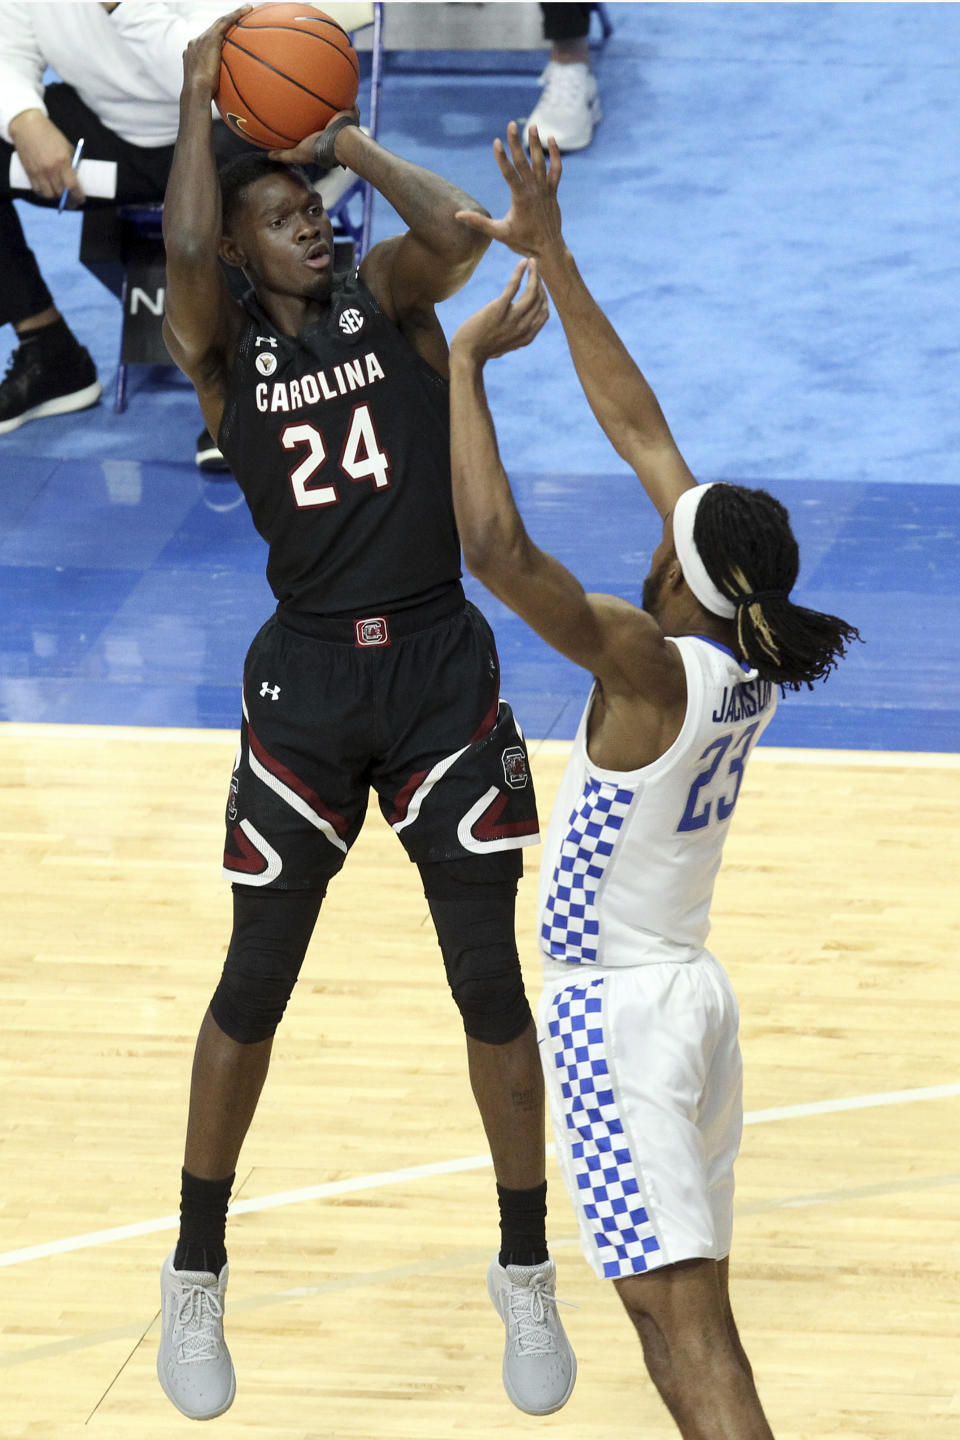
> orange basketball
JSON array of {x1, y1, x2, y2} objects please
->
[{"x1": 216, "y1": 3, "x2": 360, "y2": 150}]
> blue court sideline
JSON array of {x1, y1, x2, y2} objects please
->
[{"x1": 1, "y1": 4, "x2": 958, "y2": 751}]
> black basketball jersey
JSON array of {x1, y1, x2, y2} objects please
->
[{"x1": 217, "y1": 272, "x2": 461, "y2": 614}]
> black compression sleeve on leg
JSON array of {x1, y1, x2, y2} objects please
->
[
  {"x1": 419, "y1": 850, "x2": 523, "y2": 897},
  {"x1": 210, "y1": 886, "x2": 325, "y2": 1044},
  {"x1": 419, "y1": 854, "x2": 532, "y2": 1046}
]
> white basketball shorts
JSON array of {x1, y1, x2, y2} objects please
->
[{"x1": 538, "y1": 953, "x2": 743, "y2": 1280}]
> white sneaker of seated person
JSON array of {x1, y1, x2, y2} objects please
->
[{"x1": 522, "y1": 60, "x2": 602, "y2": 153}]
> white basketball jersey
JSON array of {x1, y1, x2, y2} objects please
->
[{"x1": 538, "y1": 636, "x2": 778, "y2": 969}]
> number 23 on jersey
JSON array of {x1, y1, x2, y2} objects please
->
[{"x1": 677, "y1": 722, "x2": 761, "y2": 832}]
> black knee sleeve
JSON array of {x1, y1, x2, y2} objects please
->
[
  {"x1": 420, "y1": 855, "x2": 532, "y2": 1046},
  {"x1": 210, "y1": 887, "x2": 324, "y2": 1044}
]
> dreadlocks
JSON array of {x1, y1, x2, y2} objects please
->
[{"x1": 693, "y1": 483, "x2": 861, "y2": 691}]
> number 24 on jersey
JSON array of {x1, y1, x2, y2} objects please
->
[{"x1": 280, "y1": 405, "x2": 389, "y2": 508}]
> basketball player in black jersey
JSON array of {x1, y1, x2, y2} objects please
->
[{"x1": 154, "y1": 8, "x2": 575, "y2": 1423}]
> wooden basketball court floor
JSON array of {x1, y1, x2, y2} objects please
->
[{"x1": 2, "y1": 722, "x2": 958, "y2": 1440}]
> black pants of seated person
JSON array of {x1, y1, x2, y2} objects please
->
[{"x1": 0, "y1": 81, "x2": 247, "y2": 329}]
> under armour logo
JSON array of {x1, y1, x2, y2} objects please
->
[
  {"x1": 260, "y1": 682, "x2": 281, "y2": 700},
  {"x1": 255, "y1": 336, "x2": 278, "y2": 348}
]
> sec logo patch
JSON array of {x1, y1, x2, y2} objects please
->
[
  {"x1": 338, "y1": 307, "x2": 365, "y2": 336},
  {"x1": 255, "y1": 351, "x2": 277, "y2": 376}
]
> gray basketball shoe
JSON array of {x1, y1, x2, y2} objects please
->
[
  {"x1": 486, "y1": 1257, "x2": 577, "y2": 1414},
  {"x1": 157, "y1": 1249, "x2": 236, "y2": 1419}
]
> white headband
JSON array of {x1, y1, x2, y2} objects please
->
[{"x1": 671, "y1": 484, "x2": 736, "y2": 619}]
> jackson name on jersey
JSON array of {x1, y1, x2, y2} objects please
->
[{"x1": 711, "y1": 675, "x2": 773, "y2": 725}]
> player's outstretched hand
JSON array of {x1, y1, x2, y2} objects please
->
[
  {"x1": 268, "y1": 107, "x2": 361, "y2": 166},
  {"x1": 450, "y1": 259, "x2": 549, "y2": 364},
  {"x1": 456, "y1": 121, "x2": 563, "y2": 260}
]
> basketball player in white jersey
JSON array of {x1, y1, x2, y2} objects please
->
[{"x1": 448, "y1": 124, "x2": 860, "y2": 1439}]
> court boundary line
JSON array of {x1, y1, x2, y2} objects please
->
[{"x1": 2, "y1": 1082, "x2": 958, "y2": 1271}]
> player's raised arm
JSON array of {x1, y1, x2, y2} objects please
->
[
  {"x1": 449, "y1": 261, "x2": 683, "y2": 708},
  {"x1": 162, "y1": 7, "x2": 248, "y2": 414},
  {"x1": 457, "y1": 122, "x2": 696, "y2": 520},
  {"x1": 269, "y1": 120, "x2": 492, "y2": 361}
]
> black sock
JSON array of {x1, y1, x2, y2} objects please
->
[
  {"x1": 497, "y1": 1180, "x2": 548, "y2": 1268},
  {"x1": 173, "y1": 1168, "x2": 235, "y2": 1275},
  {"x1": 17, "y1": 316, "x2": 78, "y2": 352}
]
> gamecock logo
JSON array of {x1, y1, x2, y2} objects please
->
[
  {"x1": 355, "y1": 617, "x2": 389, "y2": 647},
  {"x1": 501, "y1": 746, "x2": 529, "y2": 790}
]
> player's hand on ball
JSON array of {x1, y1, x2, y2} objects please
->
[
  {"x1": 456, "y1": 121, "x2": 564, "y2": 260},
  {"x1": 268, "y1": 107, "x2": 361, "y2": 167},
  {"x1": 183, "y1": 5, "x2": 252, "y2": 95},
  {"x1": 451, "y1": 259, "x2": 549, "y2": 363}
]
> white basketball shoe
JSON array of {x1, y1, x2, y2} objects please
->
[
  {"x1": 487, "y1": 1257, "x2": 577, "y2": 1415},
  {"x1": 522, "y1": 61, "x2": 602, "y2": 153},
  {"x1": 157, "y1": 1249, "x2": 236, "y2": 1419}
]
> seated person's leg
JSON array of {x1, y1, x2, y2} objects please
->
[
  {"x1": 522, "y1": 3, "x2": 602, "y2": 154},
  {"x1": 0, "y1": 80, "x2": 178, "y2": 433},
  {"x1": 0, "y1": 167, "x2": 100, "y2": 432}
]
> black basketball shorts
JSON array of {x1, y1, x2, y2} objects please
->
[{"x1": 222, "y1": 592, "x2": 540, "y2": 890}]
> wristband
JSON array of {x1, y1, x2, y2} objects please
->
[{"x1": 312, "y1": 115, "x2": 359, "y2": 170}]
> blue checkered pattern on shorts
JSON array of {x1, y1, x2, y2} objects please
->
[
  {"x1": 547, "y1": 978, "x2": 662, "y2": 1279},
  {"x1": 540, "y1": 778, "x2": 635, "y2": 964}
]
